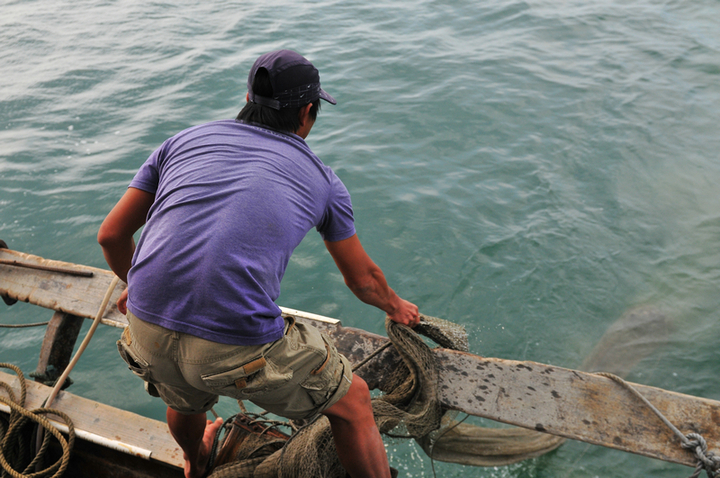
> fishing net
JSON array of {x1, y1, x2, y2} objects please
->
[
  {"x1": 208, "y1": 316, "x2": 448, "y2": 478},
  {"x1": 277, "y1": 322, "x2": 447, "y2": 477},
  {"x1": 208, "y1": 305, "x2": 670, "y2": 476}
]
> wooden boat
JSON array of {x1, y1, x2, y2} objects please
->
[{"x1": 2, "y1": 244, "x2": 720, "y2": 476}]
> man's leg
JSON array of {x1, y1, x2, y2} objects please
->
[
  {"x1": 321, "y1": 374, "x2": 391, "y2": 478},
  {"x1": 166, "y1": 407, "x2": 223, "y2": 478}
]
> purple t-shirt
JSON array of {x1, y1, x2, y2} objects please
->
[{"x1": 126, "y1": 120, "x2": 355, "y2": 345}]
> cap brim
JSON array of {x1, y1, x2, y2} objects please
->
[{"x1": 319, "y1": 89, "x2": 337, "y2": 105}]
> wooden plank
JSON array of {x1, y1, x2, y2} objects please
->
[
  {"x1": 0, "y1": 369, "x2": 183, "y2": 469},
  {"x1": 2, "y1": 249, "x2": 719, "y2": 468},
  {"x1": 319, "y1": 324, "x2": 720, "y2": 468},
  {"x1": 34, "y1": 311, "x2": 84, "y2": 385},
  {"x1": 433, "y1": 351, "x2": 720, "y2": 467},
  {"x1": 0, "y1": 248, "x2": 128, "y2": 327}
]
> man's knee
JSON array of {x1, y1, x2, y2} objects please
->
[
  {"x1": 345, "y1": 374, "x2": 371, "y2": 405},
  {"x1": 322, "y1": 374, "x2": 372, "y2": 421}
]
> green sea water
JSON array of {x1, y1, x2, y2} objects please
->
[{"x1": 2, "y1": 0, "x2": 720, "y2": 476}]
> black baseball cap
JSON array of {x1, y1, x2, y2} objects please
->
[{"x1": 247, "y1": 50, "x2": 337, "y2": 110}]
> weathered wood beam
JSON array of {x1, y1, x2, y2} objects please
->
[
  {"x1": 34, "y1": 311, "x2": 84, "y2": 387},
  {"x1": 0, "y1": 248, "x2": 127, "y2": 327},
  {"x1": 314, "y1": 322, "x2": 720, "y2": 468}
]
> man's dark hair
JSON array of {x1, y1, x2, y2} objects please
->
[{"x1": 237, "y1": 68, "x2": 320, "y2": 133}]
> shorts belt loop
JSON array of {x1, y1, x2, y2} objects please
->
[
  {"x1": 122, "y1": 327, "x2": 132, "y2": 346},
  {"x1": 285, "y1": 316, "x2": 296, "y2": 335},
  {"x1": 311, "y1": 341, "x2": 331, "y2": 375}
]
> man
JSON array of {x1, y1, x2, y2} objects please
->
[{"x1": 98, "y1": 49, "x2": 419, "y2": 478}]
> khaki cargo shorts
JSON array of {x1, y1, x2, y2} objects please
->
[{"x1": 117, "y1": 312, "x2": 352, "y2": 418}]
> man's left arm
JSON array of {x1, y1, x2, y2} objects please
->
[{"x1": 325, "y1": 234, "x2": 419, "y2": 327}]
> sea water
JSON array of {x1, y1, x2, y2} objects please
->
[{"x1": 1, "y1": 0, "x2": 719, "y2": 476}]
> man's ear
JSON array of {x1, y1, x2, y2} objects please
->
[{"x1": 298, "y1": 103, "x2": 313, "y2": 127}]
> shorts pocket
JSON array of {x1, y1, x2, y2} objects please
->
[
  {"x1": 117, "y1": 328, "x2": 154, "y2": 383},
  {"x1": 200, "y1": 353, "x2": 293, "y2": 398},
  {"x1": 299, "y1": 334, "x2": 342, "y2": 407}
]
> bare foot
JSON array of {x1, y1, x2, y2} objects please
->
[{"x1": 184, "y1": 417, "x2": 223, "y2": 478}]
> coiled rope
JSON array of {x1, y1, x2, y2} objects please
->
[
  {"x1": 0, "y1": 363, "x2": 75, "y2": 478},
  {"x1": 596, "y1": 372, "x2": 720, "y2": 478}
]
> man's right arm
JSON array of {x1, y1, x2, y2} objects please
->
[
  {"x1": 324, "y1": 234, "x2": 419, "y2": 327},
  {"x1": 97, "y1": 187, "x2": 155, "y2": 283}
]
